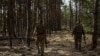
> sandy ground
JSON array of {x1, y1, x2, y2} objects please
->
[{"x1": 0, "y1": 31, "x2": 100, "y2": 56}]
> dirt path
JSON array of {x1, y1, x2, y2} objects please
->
[{"x1": 0, "y1": 31, "x2": 100, "y2": 56}]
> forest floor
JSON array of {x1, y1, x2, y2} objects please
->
[{"x1": 0, "y1": 30, "x2": 100, "y2": 56}]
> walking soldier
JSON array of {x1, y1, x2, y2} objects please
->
[
  {"x1": 72, "y1": 22, "x2": 86, "y2": 51},
  {"x1": 33, "y1": 21, "x2": 47, "y2": 56}
]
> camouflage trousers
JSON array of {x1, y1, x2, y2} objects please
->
[
  {"x1": 74, "y1": 36, "x2": 82, "y2": 50},
  {"x1": 36, "y1": 34, "x2": 46, "y2": 56}
]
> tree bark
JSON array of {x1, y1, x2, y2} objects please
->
[
  {"x1": 7, "y1": 0, "x2": 16, "y2": 48},
  {"x1": 92, "y1": 0, "x2": 99, "y2": 49}
]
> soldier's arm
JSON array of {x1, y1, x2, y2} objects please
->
[
  {"x1": 72, "y1": 31, "x2": 74, "y2": 36},
  {"x1": 72, "y1": 27, "x2": 75, "y2": 36},
  {"x1": 81, "y1": 26, "x2": 86, "y2": 44},
  {"x1": 33, "y1": 27, "x2": 37, "y2": 36},
  {"x1": 82, "y1": 27, "x2": 85, "y2": 36}
]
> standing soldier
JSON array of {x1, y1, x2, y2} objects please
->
[
  {"x1": 33, "y1": 20, "x2": 47, "y2": 56},
  {"x1": 72, "y1": 21, "x2": 86, "y2": 51}
]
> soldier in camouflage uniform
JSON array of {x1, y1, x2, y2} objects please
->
[
  {"x1": 33, "y1": 20, "x2": 47, "y2": 56},
  {"x1": 72, "y1": 22, "x2": 86, "y2": 51}
]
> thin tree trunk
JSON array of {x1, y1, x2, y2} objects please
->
[
  {"x1": 27, "y1": 0, "x2": 32, "y2": 47},
  {"x1": 92, "y1": 0, "x2": 99, "y2": 49},
  {"x1": 75, "y1": 0, "x2": 78, "y2": 22},
  {"x1": 7, "y1": 0, "x2": 16, "y2": 49},
  {"x1": 69, "y1": 0, "x2": 73, "y2": 30}
]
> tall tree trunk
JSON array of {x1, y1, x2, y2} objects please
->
[
  {"x1": 27, "y1": 0, "x2": 32, "y2": 47},
  {"x1": 92, "y1": 0, "x2": 99, "y2": 49},
  {"x1": 0, "y1": 0, "x2": 3, "y2": 35},
  {"x1": 7, "y1": 0, "x2": 16, "y2": 48},
  {"x1": 75, "y1": 0, "x2": 78, "y2": 23},
  {"x1": 69, "y1": 0, "x2": 73, "y2": 30},
  {"x1": 2, "y1": 0, "x2": 7, "y2": 36}
]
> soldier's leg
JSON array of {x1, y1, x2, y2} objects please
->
[
  {"x1": 44, "y1": 35, "x2": 48, "y2": 48},
  {"x1": 74, "y1": 37, "x2": 78, "y2": 49},
  {"x1": 37, "y1": 42, "x2": 40, "y2": 54},
  {"x1": 78, "y1": 37, "x2": 82, "y2": 50},
  {"x1": 40, "y1": 40, "x2": 44, "y2": 56},
  {"x1": 9, "y1": 32, "x2": 13, "y2": 49},
  {"x1": 36, "y1": 38, "x2": 40, "y2": 54},
  {"x1": 27, "y1": 38, "x2": 31, "y2": 47},
  {"x1": 9, "y1": 37, "x2": 13, "y2": 49}
]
